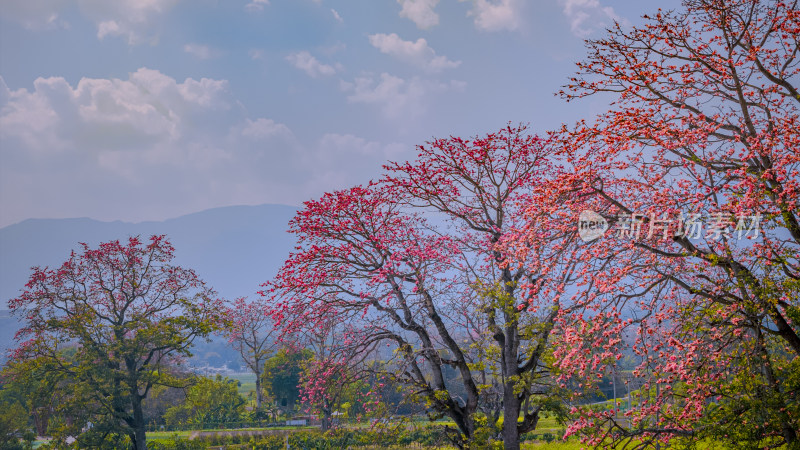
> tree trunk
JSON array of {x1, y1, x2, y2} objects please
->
[
  {"x1": 255, "y1": 367, "x2": 263, "y2": 410},
  {"x1": 501, "y1": 320, "x2": 522, "y2": 450},
  {"x1": 131, "y1": 418, "x2": 147, "y2": 450},
  {"x1": 502, "y1": 376, "x2": 521, "y2": 450},
  {"x1": 33, "y1": 407, "x2": 50, "y2": 436},
  {"x1": 130, "y1": 392, "x2": 147, "y2": 450},
  {"x1": 501, "y1": 268, "x2": 522, "y2": 450},
  {"x1": 755, "y1": 326, "x2": 799, "y2": 445},
  {"x1": 321, "y1": 406, "x2": 332, "y2": 431}
]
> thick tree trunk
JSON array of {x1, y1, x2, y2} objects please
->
[
  {"x1": 500, "y1": 265, "x2": 522, "y2": 450},
  {"x1": 502, "y1": 379, "x2": 521, "y2": 450},
  {"x1": 502, "y1": 331, "x2": 522, "y2": 450},
  {"x1": 131, "y1": 399, "x2": 147, "y2": 450},
  {"x1": 129, "y1": 383, "x2": 147, "y2": 450},
  {"x1": 501, "y1": 306, "x2": 521, "y2": 449}
]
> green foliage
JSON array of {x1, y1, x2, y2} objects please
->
[
  {"x1": 687, "y1": 344, "x2": 800, "y2": 449},
  {"x1": 0, "y1": 397, "x2": 34, "y2": 450},
  {"x1": 1, "y1": 363, "x2": 36, "y2": 449},
  {"x1": 72, "y1": 427, "x2": 133, "y2": 450},
  {"x1": 3, "y1": 349, "x2": 137, "y2": 449},
  {"x1": 7, "y1": 237, "x2": 227, "y2": 449},
  {"x1": 0, "y1": 354, "x2": 73, "y2": 438},
  {"x1": 146, "y1": 434, "x2": 206, "y2": 450},
  {"x1": 164, "y1": 375, "x2": 246, "y2": 426},
  {"x1": 261, "y1": 349, "x2": 312, "y2": 414},
  {"x1": 145, "y1": 426, "x2": 455, "y2": 449},
  {"x1": 143, "y1": 379, "x2": 191, "y2": 427}
]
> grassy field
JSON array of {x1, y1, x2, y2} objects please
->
[
  {"x1": 226, "y1": 372, "x2": 257, "y2": 397},
  {"x1": 147, "y1": 430, "x2": 192, "y2": 441},
  {"x1": 144, "y1": 430, "x2": 581, "y2": 449},
  {"x1": 146, "y1": 426, "x2": 317, "y2": 442}
]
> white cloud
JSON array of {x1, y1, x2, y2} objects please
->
[
  {"x1": 331, "y1": 9, "x2": 343, "y2": 22},
  {"x1": 239, "y1": 118, "x2": 292, "y2": 140},
  {"x1": 0, "y1": 69, "x2": 416, "y2": 227},
  {"x1": 286, "y1": 51, "x2": 337, "y2": 78},
  {"x1": 80, "y1": 0, "x2": 180, "y2": 44},
  {"x1": 0, "y1": 0, "x2": 68, "y2": 30},
  {"x1": 369, "y1": 33, "x2": 460, "y2": 73},
  {"x1": 0, "y1": 68, "x2": 230, "y2": 155},
  {"x1": 320, "y1": 42, "x2": 347, "y2": 56},
  {"x1": 318, "y1": 133, "x2": 408, "y2": 163},
  {"x1": 309, "y1": 134, "x2": 410, "y2": 188},
  {"x1": 462, "y1": 0, "x2": 520, "y2": 32},
  {"x1": 397, "y1": 0, "x2": 439, "y2": 29},
  {"x1": 0, "y1": 76, "x2": 63, "y2": 153},
  {"x1": 341, "y1": 72, "x2": 465, "y2": 118},
  {"x1": 183, "y1": 43, "x2": 218, "y2": 60},
  {"x1": 249, "y1": 49, "x2": 266, "y2": 60},
  {"x1": 96, "y1": 20, "x2": 122, "y2": 39},
  {"x1": 1, "y1": 0, "x2": 178, "y2": 41},
  {"x1": 559, "y1": 0, "x2": 627, "y2": 37},
  {"x1": 0, "y1": 69, "x2": 292, "y2": 224},
  {"x1": 244, "y1": 0, "x2": 269, "y2": 13}
]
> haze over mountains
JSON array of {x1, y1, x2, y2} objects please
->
[{"x1": 0, "y1": 204, "x2": 299, "y2": 364}]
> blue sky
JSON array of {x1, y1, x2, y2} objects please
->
[{"x1": 0, "y1": 0, "x2": 676, "y2": 227}]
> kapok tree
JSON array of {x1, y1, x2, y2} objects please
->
[
  {"x1": 521, "y1": 0, "x2": 800, "y2": 447},
  {"x1": 266, "y1": 125, "x2": 577, "y2": 449},
  {"x1": 8, "y1": 236, "x2": 225, "y2": 450},
  {"x1": 383, "y1": 124, "x2": 582, "y2": 450},
  {"x1": 264, "y1": 183, "x2": 485, "y2": 447},
  {"x1": 297, "y1": 317, "x2": 374, "y2": 431},
  {"x1": 223, "y1": 297, "x2": 279, "y2": 411}
]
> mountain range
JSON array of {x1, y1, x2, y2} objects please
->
[{"x1": 0, "y1": 204, "x2": 299, "y2": 366}]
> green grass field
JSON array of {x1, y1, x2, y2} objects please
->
[
  {"x1": 226, "y1": 372, "x2": 257, "y2": 397},
  {"x1": 521, "y1": 442, "x2": 583, "y2": 449},
  {"x1": 146, "y1": 430, "x2": 192, "y2": 442}
]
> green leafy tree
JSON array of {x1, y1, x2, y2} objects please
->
[
  {"x1": 163, "y1": 375, "x2": 246, "y2": 426},
  {"x1": 0, "y1": 387, "x2": 35, "y2": 450},
  {"x1": 1, "y1": 356, "x2": 66, "y2": 438},
  {"x1": 262, "y1": 349, "x2": 312, "y2": 416},
  {"x1": 142, "y1": 370, "x2": 192, "y2": 427},
  {"x1": 8, "y1": 236, "x2": 226, "y2": 450}
]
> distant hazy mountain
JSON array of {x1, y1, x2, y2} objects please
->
[{"x1": 0, "y1": 204, "x2": 299, "y2": 362}]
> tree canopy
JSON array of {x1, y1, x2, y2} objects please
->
[
  {"x1": 8, "y1": 236, "x2": 226, "y2": 450},
  {"x1": 514, "y1": 0, "x2": 800, "y2": 446}
]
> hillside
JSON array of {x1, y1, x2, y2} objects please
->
[{"x1": 0, "y1": 204, "x2": 298, "y2": 365}]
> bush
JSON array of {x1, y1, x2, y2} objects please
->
[
  {"x1": 397, "y1": 426, "x2": 450, "y2": 446},
  {"x1": 144, "y1": 424, "x2": 459, "y2": 449},
  {"x1": 147, "y1": 436, "x2": 206, "y2": 450}
]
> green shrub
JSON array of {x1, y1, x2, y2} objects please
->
[
  {"x1": 144, "y1": 424, "x2": 461, "y2": 449},
  {"x1": 147, "y1": 435, "x2": 205, "y2": 450}
]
